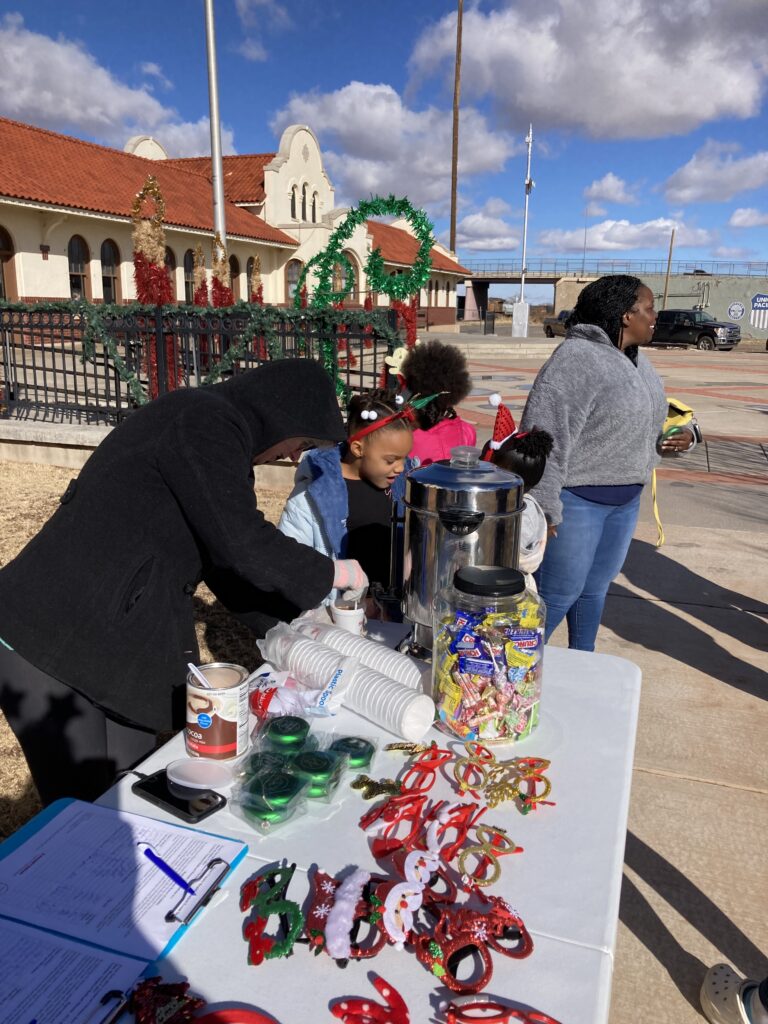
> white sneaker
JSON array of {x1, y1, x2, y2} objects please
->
[{"x1": 700, "y1": 964, "x2": 756, "y2": 1024}]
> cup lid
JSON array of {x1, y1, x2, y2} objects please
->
[
  {"x1": 167, "y1": 758, "x2": 234, "y2": 790},
  {"x1": 453, "y1": 565, "x2": 526, "y2": 597}
]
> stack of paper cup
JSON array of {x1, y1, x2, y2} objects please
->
[
  {"x1": 296, "y1": 621, "x2": 424, "y2": 691},
  {"x1": 258, "y1": 624, "x2": 353, "y2": 692},
  {"x1": 346, "y1": 667, "x2": 435, "y2": 742}
]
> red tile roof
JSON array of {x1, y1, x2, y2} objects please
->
[
  {"x1": 0, "y1": 117, "x2": 295, "y2": 246},
  {"x1": 165, "y1": 154, "x2": 274, "y2": 204},
  {"x1": 366, "y1": 220, "x2": 470, "y2": 276}
]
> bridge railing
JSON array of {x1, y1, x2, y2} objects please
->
[{"x1": 459, "y1": 258, "x2": 768, "y2": 278}]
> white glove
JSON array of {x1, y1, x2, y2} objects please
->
[{"x1": 333, "y1": 559, "x2": 369, "y2": 602}]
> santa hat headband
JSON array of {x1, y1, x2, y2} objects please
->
[{"x1": 483, "y1": 393, "x2": 518, "y2": 460}]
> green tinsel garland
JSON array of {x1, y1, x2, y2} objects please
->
[
  {"x1": 293, "y1": 194, "x2": 435, "y2": 309},
  {"x1": 0, "y1": 299, "x2": 399, "y2": 401}
]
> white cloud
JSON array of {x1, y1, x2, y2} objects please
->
[
  {"x1": 271, "y1": 81, "x2": 518, "y2": 211},
  {"x1": 585, "y1": 201, "x2": 607, "y2": 217},
  {"x1": 584, "y1": 172, "x2": 637, "y2": 205},
  {"x1": 711, "y1": 245, "x2": 754, "y2": 259},
  {"x1": 408, "y1": 0, "x2": 768, "y2": 138},
  {"x1": 539, "y1": 217, "x2": 713, "y2": 252},
  {"x1": 728, "y1": 207, "x2": 768, "y2": 227},
  {"x1": 235, "y1": 0, "x2": 291, "y2": 29},
  {"x1": 664, "y1": 141, "x2": 768, "y2": 203},
  {"x1": 0, "y1": 14, "x2": 235, "y2": 156},
  {"x1": 236, "y1": 38, "x2": 267, "y2": 62},
  {"x1": 140, "y1": 61, "x2": 172, "y2": 91},
  {"x1": 454, "y1": 199, "x2": 520, "y2": 251}
]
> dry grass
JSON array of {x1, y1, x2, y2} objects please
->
[{"x1": 0, "y1": 460, "x2": 292, "y2": 837}]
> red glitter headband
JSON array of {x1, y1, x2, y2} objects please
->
[{"x1": 347, "y1": 392, "x2": 441, "y2": 446}]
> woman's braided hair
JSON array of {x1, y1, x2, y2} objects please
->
[
  {"x1": 346, "y1": 388, "x2": 412, "y2": 438},
  {"x1": 567, "y1": 274, "x2": 644, "y2": 361},
  {"x1": 400, "y1": 341, "x2": 472, "y2": 430}
]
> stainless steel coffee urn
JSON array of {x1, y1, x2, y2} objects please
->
[{"x1": 402, "y1": 446, "x2": 524, "y2": 651}]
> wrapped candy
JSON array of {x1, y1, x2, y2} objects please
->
[{"x1": 432, "y1": 567, "x2": 545, "y2": 744}]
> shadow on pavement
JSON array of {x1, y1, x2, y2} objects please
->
[
  {"x1": 620, "y1": 832, "x2": 767, "y2": 1012},
  {"x1": 604, "y1": 583, "x2": 766, "y2": 700}
]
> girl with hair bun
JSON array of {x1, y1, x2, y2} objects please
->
[
  {"x1": 278, "y1": 388, "x2": 415, "y2": 602},
  {"x1": 480, "y1": 393, "x2": 554, "y2": 589},
  {"x1": 399, "y1": 340, "x2": 476, "y2": 464}
]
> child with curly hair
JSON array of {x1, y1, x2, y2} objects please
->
[
  {"x1": 481, "y1": 394, "x2": 554, "y2": 589},
  {"x1": 278, "y1": 389, "x2": 414, "y2": 603},
  {"x1": 399, "y1": 340, "x2": 476, "y2": 465}
]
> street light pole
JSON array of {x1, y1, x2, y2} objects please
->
[
  {"x1": 581, "y1": 205, "x2": 588, "y2": 275},
  {"x1": 512, "y1": 124, "x2": 534, "y2": 338},
  {"x1": 204, "y1": 0, "x2": 226, "y2": 247},
  {"x1": 449, "y1": 0, "x2": 463, "y2": 254},
  {"x1": 519, "y1": 123, "x2": 533, "y2": 304}
]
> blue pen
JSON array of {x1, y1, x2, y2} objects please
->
[{"x1": 139, "y1": 844, "x2": 196, "y2": 895}]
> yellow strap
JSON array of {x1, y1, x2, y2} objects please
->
[{"x1": 651, "y1": 468, "x2": 665, "y2": 547}]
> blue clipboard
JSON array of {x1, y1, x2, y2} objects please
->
[{"x1": 0, "y1": 798, "x2": 249, "y2": 962}]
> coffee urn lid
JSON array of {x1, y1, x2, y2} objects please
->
[{"x1": 405, "y1": 446, "x2": 524, "y2": 514}]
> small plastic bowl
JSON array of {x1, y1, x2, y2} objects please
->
[{"x1": 167, "y1": 758, "x2": 234, "y2": 792}]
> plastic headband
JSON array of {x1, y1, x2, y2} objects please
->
[{"x1": 348, "y1": 393, "x2": 442, "y2": 445}]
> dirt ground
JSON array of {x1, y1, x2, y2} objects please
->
[{"x1": 0, "y1": 461, "x2": 292, "y2": 837}]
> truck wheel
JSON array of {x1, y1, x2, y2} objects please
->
[
  {"x1": 544, "y1": 326, "x2": 554, "y2": 337},
  {"x1": 696, "y1": 335, "x2": 715, "y2": 351}
]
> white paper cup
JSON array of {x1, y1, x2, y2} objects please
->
[
  {"x1": 346, "y1": 667, "x2": 435, "y2": 741},
  {"x1": 297, "y1": 621, "x2": 423, "y2": 690},
  {"x1": 330, "y1": 604, "x2": 366, "y2": 635}
]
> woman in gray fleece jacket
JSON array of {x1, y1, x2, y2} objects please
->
[{"x1": 519, "y1": 275, "x2": 695, "y2": 650}]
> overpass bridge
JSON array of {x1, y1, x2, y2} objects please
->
[
  {"x1": 460, "y1": 257, "x2": 768, "y2": 284},
  {"x1": 459, "y1": 259, "x2": 768, "y2": 338}
]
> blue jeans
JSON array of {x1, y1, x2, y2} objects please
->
[{"x1": 535, "y1": 488, "x2": 641, "y2": 651}]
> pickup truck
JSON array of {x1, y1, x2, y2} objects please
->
[
  {"x1": 542, "y1": 310, "x2": 571, "y2": 337},
  {"x1": 651, "y1": 309, "x2": 740, "y2": 351}
]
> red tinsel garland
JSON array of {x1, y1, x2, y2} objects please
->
[
  {"x1": 194, "y1": 281, "x2": 210, "y2": 306},
  {"x1": 212, "y1": 277, "x2": 234, "y2": 308},
  {"x1": 134, "y1": 252, "x2": 173, "y2": 306}
]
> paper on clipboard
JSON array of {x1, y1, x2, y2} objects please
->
[
  {"x1": 0, "y1": 801, "x2": 246, "y2": 961},
  {"x1": 0, "y1": 917, "x2": 142, "y2": 1024}
]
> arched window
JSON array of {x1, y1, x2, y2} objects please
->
[
  {"x1": 290, "y1": 186, "x2": 297, "y2": 219},
  {"x1": 100, "y1": 239, "x2": 121, "y2": 304},
  {"x1": 183, "y1": 249, "x2": 195, "y2": 304},
  {"x1": 164, "y1": 247, "x2": 177, "y2": 300},
  {"x1": 333, "y1": 251, "x2": 358, "y2": 304},
  {"x1": 301, "y1": 184, "x2": 308, "y2": 221},
  {"x1": 229, "y1": 255, "x2": 240, "y2": 300},
  {"x1": 312, "y1": 193, "x2": 317, "y2": 223},
  {"x1": 0, "y1": 225, "x2": 15, "y2": 301},
  {"x1": 68, "y1": 235, "x2": 90, "y2": 300},
  {"x1": 285, "y1": 258, "x2": 303, "y2": 301},
  {"x1": 246, "y1": 257, "x2": 256, "y2": 299}
]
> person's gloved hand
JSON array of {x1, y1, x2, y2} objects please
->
[{"x1": 333, "y1": 559, "x2": 369, "y2": 602}]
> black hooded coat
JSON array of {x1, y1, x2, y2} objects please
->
[{"x1": 0, "y1": 360, "x2": 345, "y2": 731}]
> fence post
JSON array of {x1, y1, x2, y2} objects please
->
[{"x1": 154, "y1": 305, "x2": 168, "y2": 396}]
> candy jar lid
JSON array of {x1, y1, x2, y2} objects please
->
[{"x1": 452, "y1": 565, "x2": 526, "y2": 597}]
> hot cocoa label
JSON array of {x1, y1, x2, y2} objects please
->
[{"x1": 185, "y1": 665, "x2": 249, "y2": 760}]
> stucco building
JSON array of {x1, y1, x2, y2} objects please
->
[{"x1": 0, "y1": 117, "x2": 467, "y2": 327}]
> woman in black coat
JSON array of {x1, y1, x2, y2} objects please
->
[{"x1": 0, "y1": 359, "x2": 364, "y2": 804}]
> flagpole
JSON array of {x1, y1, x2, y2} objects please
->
[{"x1": 204, "y1": 0, "x2": 226, "y2": 246}]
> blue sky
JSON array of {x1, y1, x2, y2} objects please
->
[{"x1": 2, "y1": 0, "x2": 768, "y2": 300}]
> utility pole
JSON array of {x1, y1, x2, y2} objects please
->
[
  {"x1": 449, "y1": 0, "x2": 463, "y2": 253},
  {"x1": 661, "y1": 227, "x2": 676, "y2": 310},
  {"x1": 512, "y1": 124, "x2": 534, "y2": 337},
  {"x1": 581, "y1": 205, "x2": 588, "y2": 275},
  {"x1": 204, "y1": 0, "x2": 226, "y2": 246}
]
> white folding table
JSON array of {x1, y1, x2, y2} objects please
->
[{"x1": 98, "y1": 642, "x2": 641, "y2": 1024}]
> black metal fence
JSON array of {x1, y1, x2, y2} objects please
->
[{"x1": 0, "y1": 305, "x2": 398, "y2": 424}]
